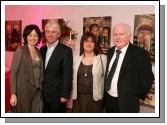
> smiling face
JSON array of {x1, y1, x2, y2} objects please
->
[
  {"x1": 45, "y1": 26, "x2": 60, "y2": 45},
  {"x1": 27, "y1": 29, "x2": 39, "y2": 46},
  {"x1": 113, "y1": 24, "x2": 131, "y2": 50},
  {"x1": 83, "y1": 37, "x2": 95, "y2": 53},
  {"x1": 45, "y1": 20, "x2": 61, "y2": 45}
]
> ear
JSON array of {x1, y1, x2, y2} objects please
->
[
  {"x1": 57, "y1": 32, "x2": 61, "y2": 37},
  {"x1": 129, "y1": 32, "x2": 132, "y2": 37}
]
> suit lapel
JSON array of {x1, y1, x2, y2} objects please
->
[
  {"x1": 41, "y1": 45, "x2": 47, "y2": 67},
  {"x1": 118, "y1": 43, "x2": 133, "y2": 79},
  {"x1": 105, "y1": 48, "x2": 115, "y2": 78},
  {"x1": 45, "y1": 42, "x2": 61, "y2": 70},
  {"x1": 92, "y1": 55, "x2": 100, "y2": 75},
  {"x1": 24, "y1": 45, "x2": 35, "y2": 83},
  {"x1": 74, "y1": 55, "x2": 82, "y2": 74}
]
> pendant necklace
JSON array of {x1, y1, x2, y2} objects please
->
[{"x1": 84, "y1": 67, "x2": 87, "y2": 77}]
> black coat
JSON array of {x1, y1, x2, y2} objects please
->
[
  {"x1": 105, "y1": 43, "x2": 154, "y2": 112},
  {"x1": 40, "y1": 42, "x2": 73, "y2": 103}
]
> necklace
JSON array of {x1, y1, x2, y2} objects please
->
[
  {"x1": 84, "y1": 67, "x2": 87, "y2": 77},
  {"x1": 82, "y1": 55, "x2": 94, "y2": 77}
]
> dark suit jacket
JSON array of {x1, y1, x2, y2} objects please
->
[
  {"x1": 105, "y1": 43, "x2": 154, "y2": 112},
  {"x1": 40, "y1": 42, "x2": 73, "y2": 103}
]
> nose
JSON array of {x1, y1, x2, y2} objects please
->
[{"x1": 114, "y1": 34, "x2": 120, "y2": 40}]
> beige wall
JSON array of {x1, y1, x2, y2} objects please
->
[{"x1": 5, "y1": 5, "x2": 155, "y2": 68}]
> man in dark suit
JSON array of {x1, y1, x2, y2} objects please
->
[
  {"x1": 40, "y1": 20, "x2": 73, "y2": 113},
  {"x1": 104, "y1": 23, "x2": 154, "y2": 113}
]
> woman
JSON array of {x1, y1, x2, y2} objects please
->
[
  {"x1": 71, "y1": 32, "x2": 107, "y2": 113},
  {"x1": 10, "y1": 24, "x2": 43, "y2": 113}
]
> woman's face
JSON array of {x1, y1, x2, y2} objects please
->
[
  {"x1": 27, "y1": 29, "x2": 39, "y2": 46},
  {"x1": 83, "y1": 37, "x2": 95, "y2": 53},
  {"x1": 90, "y1": 27, "x2": 100, "y2": 36}
]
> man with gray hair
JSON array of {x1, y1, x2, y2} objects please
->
[
  {"x1": 40, "y1": 20, "x2": 73, "y2": 113},
  {"x1": 104, "y1": 23, "x2": 154, "y2": 113}
]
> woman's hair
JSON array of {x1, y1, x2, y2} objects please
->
[
  {"x1": 80, "y1": 32, "x2": 101, "y2": 56},
  {"x1": 23, "y1": 24, "x2": 42, "y2": 45}
]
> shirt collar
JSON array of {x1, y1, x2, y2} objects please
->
[
  {"x1": 115, "y1": 43, "x2": 129, "y2": 54},
  {"x1": 46, "y1": 40, "x2": 59, "y2": 48}
]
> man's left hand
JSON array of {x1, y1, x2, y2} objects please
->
[{"x1": 60, "y1": 97, "x2": 67, "y2": 103}]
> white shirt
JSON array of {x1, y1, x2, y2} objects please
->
[
  {"x1": 107, "y1": 43, "x2": 129, "y2": 97},
  {"x1": 45, "y1": 40, "x2": 59, "y2": 69}
]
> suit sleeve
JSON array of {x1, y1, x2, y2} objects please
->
[
  {"x1": 138, "y1": 50, "x2": 154, "y2": 100},
  {"x1": 10, "y1": 48, "x2": 23, "y2": 94},
  {"x1": 61, "y1": 48, "x2": 73, "y2": 99}
]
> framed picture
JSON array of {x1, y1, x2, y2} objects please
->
[
  {"x1": 5, "y1": 20, "x2": 22, "y2": 51},
  {"x1": 83, "y1": 16, "x2": 112, "y2": 54},
  {"x1": 133, "y1": 14, "x2": 155, "y2": 62}
]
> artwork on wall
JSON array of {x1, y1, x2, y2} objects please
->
[
  {"x1": 133, "y1": 14, "x2": 155, "y2": 107},
  {"x1": 5, "y1": 20, "x2": 22, "y2": 51},
  {"x1": 133, "y1": 14, "x2": 155, "y2": 62},
  {"x1": 83, "y1": 16, "x2": 112, "y2": 54},
  {"x1": 40, "y1": 19, "x2": 78, "y2": 50}
]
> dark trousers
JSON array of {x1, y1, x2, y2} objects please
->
[
  {"x1": 43, "y1": 99, "x2": 67, "y2": 113},
  {"x1": 104, "y1": 92, "x2": 120, "y2": 113}
]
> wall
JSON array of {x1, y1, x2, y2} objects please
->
[{"x1": 5, "y1": 5, "x2": 155, "y2": 68}]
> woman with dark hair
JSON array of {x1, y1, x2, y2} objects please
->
[
  {"x1": 71, "y1": 32, "x2": 107, "y2": 112},
  {"x1": 10, "y1": 24, "x2": 43, "y2": 113}
]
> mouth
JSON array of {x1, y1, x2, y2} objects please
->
[
  {"x1": 30, "y1": 40, "x2": 36, "y2": 43},
  {"x1": 115, "y1": 41, "x2": 121, "y2": 43},
  {"x1": 86, "y1": 46, "x2": 92, "y2": 48},
  {"x1": 48, "y1": 37, "x2": 53, "y2": 40}
]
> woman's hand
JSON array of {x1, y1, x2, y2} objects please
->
[{"x1": 10, "y1": 94, "x2": 17, "y2": 107}]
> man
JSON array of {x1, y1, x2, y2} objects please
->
[
  {"x1": 89, "y1": 23, "x2": 103, "y2": 47},
  {"x1": 40, "y1": 20, "x2": 73, "y2": 113},
  {"x1": 104, "y1": 23, "x2": 154, "y2": 113}
]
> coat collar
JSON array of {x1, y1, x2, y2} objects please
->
[{"x1": 74, "y1": 54, "x2": 101, "y2": 75}]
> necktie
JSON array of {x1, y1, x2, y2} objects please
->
[{"x1": 105, "y1": 50, "x2": 121, "y2": 91}]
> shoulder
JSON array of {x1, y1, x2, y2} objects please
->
[
  {"x1": 73, "y1": 55, "x2": 81, "y2": 62},
  {"x1": 107, "y1": 46, "x2": 115, "y2": 54},
  {"x1": 100, "y1": 54, "x2": 107, "y2": 59},
  {"x1": 40, "y1": 45, "x2": 47, "y2": 50},
  {"x1": 15, "y1": 46, "x2": 24, "y2": 54},
  {"x1": 59, "y1": 42, "x2": 72, "y2": 52},
  {"x1": 130, "y1": 44, "x2": 149, "y2": 56},
  {"x1": 96, "y1": 54, "x2": 107, "y2": 60}
]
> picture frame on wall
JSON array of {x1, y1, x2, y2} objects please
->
[
  {"x1": 5, "y1": 20, "x2": 22, "y2": 51},
  {"x1": 133, "y1": 14, "x2": 155, "y2": 62},
  {"x1": 133, "y1": 14, "x2": 155, "y2": 110},
  {"x1": 83, "y1": 16, "x2": 112, "y2": 54}
]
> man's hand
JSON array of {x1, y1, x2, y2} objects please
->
[{"x1": 60, "y1": 97, "x2": 67, "y2": 103}]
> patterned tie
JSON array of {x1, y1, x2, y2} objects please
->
[{"x1": 105, "y1": 50, "x2": 122, "y2": 91}]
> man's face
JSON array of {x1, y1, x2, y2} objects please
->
[
  {"x1": 45, "y1": 26, "x2": 60, "y2": 44},
  {"x1": 90, "y1": 27, "x2": 100, "y2": 36},
  {"x1": 113, "y1": 25, "x2": 131, "y2": 50}
]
